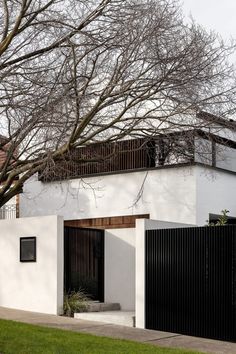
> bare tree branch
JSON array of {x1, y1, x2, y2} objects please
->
[{"x1": 0, "y1": 0, "x2": 236, "y2": 207}]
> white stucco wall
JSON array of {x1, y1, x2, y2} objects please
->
[
  {"x1": 105, "y1": 228, "x2": 136, "y2": 310},
  {"x1": 20, "y1": 164, "x2": 236, "y2": 227},
  {"x1": 195, "y1": 137, "x2": 213, "y2": 165},
  {"x1": 202, "y1": 124, "x2": 236, "y2": 142},
  {"x1": 195, "y1": 137, "x2": 236, "y2": 174},
  {"x1": 195, "y1": 166, "x2": 236, "y2": 225},
  {"x1": 0, "y1": 215, "x2": 63, "y2": 315},
  {"x1": 215, "y1": 144, "x2": 236, "y2": 173},
  {"x1": 20, "y1": 166, "x2": 197, "y2": 225}
]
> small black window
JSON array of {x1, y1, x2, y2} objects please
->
[{"x1": 20, "y1": 237, "x2": 36, "y2": 262}]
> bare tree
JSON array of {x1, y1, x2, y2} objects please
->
[{"x1": 0, "y1": 0, "x2": 235, "y2": 207}]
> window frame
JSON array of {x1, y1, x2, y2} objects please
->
[{"x1": 20, "y1": 237, "x2": 37, "y2": 262}]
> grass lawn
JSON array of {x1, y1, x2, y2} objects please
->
[{"x1": 0, "y1": 319, "x2": 202, "y2": 354}]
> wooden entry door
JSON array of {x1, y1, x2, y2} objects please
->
[{"x1": 64, "y1": 227, "x2": 104, "y2": 301}]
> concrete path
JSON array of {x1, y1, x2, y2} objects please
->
[{"x1": 0, "y1": 307, "x2": 235, "y2": 354}]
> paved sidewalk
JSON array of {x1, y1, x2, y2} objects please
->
[{"x1": 0, "y1": 307, "x2": 235, "y2": 354}]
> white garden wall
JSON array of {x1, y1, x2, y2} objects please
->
[
  {"x1": 105, "y1": 228, "x2": 136, "y2": 310},
  {"x1": 0, "y1": 215, "x2": 63, "y2": 315}
]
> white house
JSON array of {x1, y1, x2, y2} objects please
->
[
  {"x1": 0, "y1": 111, "x2": 236, "y2": 326},
  {"x1": 20, "y1": 111, "x2": 236, "y2": 226},
  {"x1": 14, "y1": 112, "x2": 236, "y2": 315}
]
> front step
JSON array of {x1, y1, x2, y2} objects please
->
[
  {"x1": 74, "y1": 311, "x2": 135, "y2": 327},
  {"x1": 86, "y1": 302, "x2": 120, "y2": 312}
]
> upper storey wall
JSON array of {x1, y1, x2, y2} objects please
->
[{"x1": 20, "y1": 166, "x2": 197, "y2": 225}]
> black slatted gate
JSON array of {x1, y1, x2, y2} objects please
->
[
  {"x1": 64, "y1": 227, "x2": 104, "y2": 301},
  {"x1": 145, "y1": 226, "x2": 236, "y2": 342}
]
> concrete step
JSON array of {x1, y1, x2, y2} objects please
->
[
  {"x1": 86, "y1": 302, "x2": 121, "y2": 312},
  {"x1": 74, "y1": 311, "x2": 135, "y2": 327}
]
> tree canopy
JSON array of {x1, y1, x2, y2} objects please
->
[{"x1": 0, "y1": 0, "x2": 235, "y2": 206}]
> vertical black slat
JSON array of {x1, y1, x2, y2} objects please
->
[
  {"x1": 145, "y1": 230, "x2": 149, "y2": 328},
  {"x1": 233, "y1": 226, "x2": 236, "y2": 340},
  {"x1": 166, "y1": 229, "x2": 169, "y2": 331},
  {"x1": 144, "y1": 230, "x2": 147, "y2": 328},
  {"x1": 72, "y1": 228, "x2": 77, "y2": 290},
  {"x1": 230, "y1": 225, "x2": 234, "y2": 340},
  {"x1": 156, "y1": 230, "x2": 158, "y2": 328},
  {"x1": 98, "y1": 229, "x2": 105, "y2": 302},
  {"x1": 152, "y1": 229, "x2": 156, "y2": 329},
  {"x1": 160, "y1": 229, "x2": 164, "y2": 330},
  {"x1": 64, "y1": 226, "x2": 104, "y2": 301},
  {"x1": 192, "y1": 228, "x2": 196, "y2": 334},
  {"x1": 64, "y1": 227, "x2": 69, "y2": 291},
  {"x1": 74, "y1": 228, "x2": 77, "y2": 290},
  {"x1": 145, "y1": 225, "x2": 236, "y2": 342},
  {"x1": 86, "y1": 229, "x2": 90, "y2": 280},
  {"x1": 200, "y1": 226, "x2": 207, "y2": 337},
  {"x1": 225, "y1": 225, "x2": 234, "y2": 340},
  {"x1": 158, "y1": 229, "x2": 163, "y2": 329},
  {"x1": 92, "y1": 231, "x2": 97, "y2": 297}
]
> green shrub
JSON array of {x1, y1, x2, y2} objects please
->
[
  {"x1": 63, "y1": 290, "x2": 90, "y2": 317},
  {"x1": 206, "y1": 209, "x2": 229, "y2": 226}
]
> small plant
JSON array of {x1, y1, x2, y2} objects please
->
[
  {"x1": 63, "y1": 290, "x2": 90, "y2": 317},
  {"x1": 215, "y1": 209, "x2": 229, "y2": 225},
  {"x1": 206, "y1": 209, "x2": 229, "y2": 226}
]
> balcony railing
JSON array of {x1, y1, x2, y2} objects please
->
[
  {"x1": 39, "y1": 132, "x2": 195, "y2": 182},
  {"x1": 39, "y1": 129, "x2": 236, "y2": 182},
  {"x1": 0, "y1": 204, "x2": 18, "y2": 219}
]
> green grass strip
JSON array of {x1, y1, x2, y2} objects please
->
[{"x1": 0, "y1": 318, "x2": 201, "y2": 354}]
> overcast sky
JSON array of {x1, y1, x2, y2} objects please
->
[{"x1": 183, "y1": 0, "x2": 236, "y2": 40}]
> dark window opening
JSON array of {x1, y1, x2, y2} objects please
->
[{"x1": 20, "y1": 237, "x2": 36, "y2": 262}]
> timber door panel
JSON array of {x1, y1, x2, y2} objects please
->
[{"x1": 64, "y1": 227, "x2": 104, "y2": 301}]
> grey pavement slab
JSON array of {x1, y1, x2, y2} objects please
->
[
  {"x1": 0, "y1": 306, "x2": 103, "y2": 330},
  {"x1": 150, "y1": 334, "x2": 236, "y2": 354},
  {"x1": 79, "y1": 323, "x2": 179, "y2": 342},
  {"x1": 0, "y1": 306, "x2": 235, "y2": 354}
]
